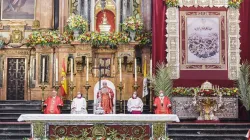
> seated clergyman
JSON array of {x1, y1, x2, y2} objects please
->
[
  {"x1": 71, "y1": 92, "x2": 88, "y2": 114},
  {"x1": 127, "y1": 92, "x2": 143, "y2": 114},
  {"x1": 153, "y1": 90, "x2": 172, "y2": 114},
  {"x1": 44, "y1": 90, "x2": 63, "y2": 114}
]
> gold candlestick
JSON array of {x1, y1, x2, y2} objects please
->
[
  {"x1": 69, "y1": 82, "x2": 75, "y2": 101},
  {"x1": 117, "y1": 82, "x2": 123, "y2": 113},
  {"x1": 39, "y1": 82, "x2": 47, "y2": 112},
  {"x1": 149, "y1": 82, "x2": 154, "y2": 113},
  {"x1": 53, "y1": 81, "x2": 60, "y2": 93},
  {"x1": 133, "y1": 83, "x2": 140, "y2": 91},
  {"x1": 84, "y1": 81, "x2": 91, "y2": 109}
]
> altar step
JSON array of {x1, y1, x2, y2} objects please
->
[
  {"x1": 167, "y1": 123, "x2": 250, "y2": 140},
  {"x1": 0, "y1": 100, "x2": 42, "y2": 122},
  {"x1": 0, "y1": 122, "x2": 31, "y2": 140}
]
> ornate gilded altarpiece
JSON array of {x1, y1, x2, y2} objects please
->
[{"x1": 166, "y1": 0, "x2": 241, "y2": 80}]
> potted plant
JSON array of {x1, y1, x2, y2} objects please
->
[
  {"x1": 237, "y1": 61, "x2": 250, "y2": 120},
  {"x1": 66, "y1": 15, "x2": 88, "y2": 40},
  {"x1": 122, "y1": 16, "x2": 143, "y2": 42}
]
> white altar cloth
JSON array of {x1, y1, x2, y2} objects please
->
[{"x1": 18, "y1": 114, "x2": 180, "y2": 122}]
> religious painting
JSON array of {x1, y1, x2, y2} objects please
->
[
  {"x1": 180, "y1": 11, "x2": 227, "y2": 70},
  {"x1": 1, "y1": 0, "x2": 36, "y2": 20}
]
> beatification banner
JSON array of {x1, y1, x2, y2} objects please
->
[{"x1": 180, "y1": 11, "x2": 227, "y2": 70}]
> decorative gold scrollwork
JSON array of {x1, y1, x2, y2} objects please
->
[
  {"x1": 11, "y1": 29, "x2": 22, "y2": 43},
  {"x1": 153, "y1": 123, "x2": 166, "y2": 139},
  {"x1": 33, "y1": 122, "x2": 45, "y2": 138},
  {"x1": 92, "y1": 124, "x2": 107, "y2": 137}
]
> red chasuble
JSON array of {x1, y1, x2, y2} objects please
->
[
  {"x1": 44, "y1": 96, "x2": 63, "y2": 114},
  {"x1": 97, "y1": 87, "x2": 114, "y2": 114},
  {"x1": 153, "y1": 96, "x2": 172, "y2": 114}
]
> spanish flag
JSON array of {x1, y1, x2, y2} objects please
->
[{"x1": 60, "y1": 58, "x2": 68, "y2": 96}]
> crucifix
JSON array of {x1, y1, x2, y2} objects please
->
[{"x1": 92, "y1": 58, "x2": 111, "y2": 78}]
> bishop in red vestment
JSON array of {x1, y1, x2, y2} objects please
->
[
  {"x1": 153, "y1": 90, "x2": 172, "y2": 114},
  {"x1": 97, "y1": 81, "x2": 114, "y2": 114},
  {"x1": 44, "y1": 90, "x2": 63, "y2": 114}
]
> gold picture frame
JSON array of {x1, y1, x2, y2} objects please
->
[{"x1": 1, "y1": 0, "x2": 36, "y2": 20}]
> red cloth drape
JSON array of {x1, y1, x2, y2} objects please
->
[
  {"x1": 152, "y1": 0, "x2": 166, "y2": 73},
  {"x1": 240, "y1": 1, "x2": 250, "y2": 62}
]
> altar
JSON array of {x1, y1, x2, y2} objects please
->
[{"x1": 18, "y1": 114, "x2": 180, "y2": 139}]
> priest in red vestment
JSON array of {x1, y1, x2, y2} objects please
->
[
  {"x1": 44, "y1": 90, "x2": 63, "y2": 114},
  {"x1": 153, "y1": 90, "x2": 172, "y2": 114},
  {"x1": 97, "y1": 81, "x2": 114, "y2": 114}
]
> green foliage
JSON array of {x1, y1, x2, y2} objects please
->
[
  {"x1": 238, "y1": 61, "x2": 250, "y2": 111},
  {"x1": 149, "y1": 63, "x2": 173, "y2": 97}
]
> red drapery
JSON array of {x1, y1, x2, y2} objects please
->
[
  {"x1": 152, "y1": 0, "x2": 166, "y2": 74},
  {"x1": 239, "y1": 1, "x2": 250, "y2": 62}
]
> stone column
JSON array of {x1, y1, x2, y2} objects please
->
[
  {"x1": 36, "y1": 0, "x2": 53, "y2": 29},
  {"x1": 116, "y1": 0, "x2": 121, "y2": 31},
  {"x1": 122, "y1": 0, "x2": 127, "y2": 21},
  {"x1": 84, "y1": 0, "x2": 89, "y2": 20},
  {"x1": 90, "y1": 0, "x2": 95, "y2": 31},
  {"x1": 59, "y1": 0, "x2": 69, "y2": 33},
  {"x1": 141, "y1": 0, "x2": 152, "y2": 30}
]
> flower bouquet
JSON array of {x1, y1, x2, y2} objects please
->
[
  {"x1": 122, "y1": 16, "x2": 143, "y2": 42},
  {"x1": 24, "y1": 31, "x2": 61, "y2": 47},
  {"x1": 91, "y1": 32, "x2": 110, "y2": 47},
  {"x1": 0, "y1": 35, "x2": 9, "y2": 49},
  {"x1": 67, "y1": 15, "x2": 88, "y2": 32},
  {"x1": 135, "y1": 31, "x2": 152, "y2": 46},
  {"x1": 117, "y1": 32, "x2": 130, "y2": 44},
  {"x1": 60, "y1": 31, "x2": 73, "y2": 44},
  {"x1": 228, "y1": 0, "x2": 243, "y2": 9},
  {"x1": 67, "y1": 15, "x2": 88, "y2": 40},
  {"x1": 165, "y1": 0, "x2": 179, "y2": 8},
  {"x1": 79, "y1": 31, "x2": 92, "y2": 43}
]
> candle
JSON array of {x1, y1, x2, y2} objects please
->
[
  {"x1": 135, "y1": 58, "x2": 137, "y2": 82},
  {"x1": 32, "y1": 58, "x2": 35, "y2": 78},
  {"x1": 119, "y1": 57, "x2": 122, "y2": 82},
  {"x1": 94, "y1": 58, "x2": 97, "y2": 77},
  {"x1": 42, "y1": 57, "x2": 45, "y2": 83},
  {"x1": 86, "y1": 57, "x2": 89, "y2": 82},
  {"x1": 55, "y1": 58, "x2": 58, "y2": 82},
  {"x1": 150, "y1": 58, "x2": 152, "y2": 78},
  {"x1": 71, "y1": 58, "x2": 73, "y2": 82}
]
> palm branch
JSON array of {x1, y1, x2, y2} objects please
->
[
  {"x1": 149, "y1": 63, "x2": 173, "y2": 97},
  {"x1": 238, "y1": 61, "x2": 250, "y2": 111}
]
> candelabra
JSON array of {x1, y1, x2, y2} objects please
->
[
  {"x1": 133, "y1": 82, "x2": 140, "y2": 92},
  {"x1": 39, "y1": 82, "x2": 47, "y2": 112},
  {"x1": 149, "y1": 82, "x2": 154, "y2": 113},
  {"x1": 84, "y1": 81, "x2": 91, "y2": 109},
  {"x1": 117, "y1": 82, "x2": 123, "y2": 113},
  {"x1": 69, "y1": 82, "x2": 75, "y2": 101},
  {"x1": 53, "y1": 81, "x2": 60, "y2": 93}
]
